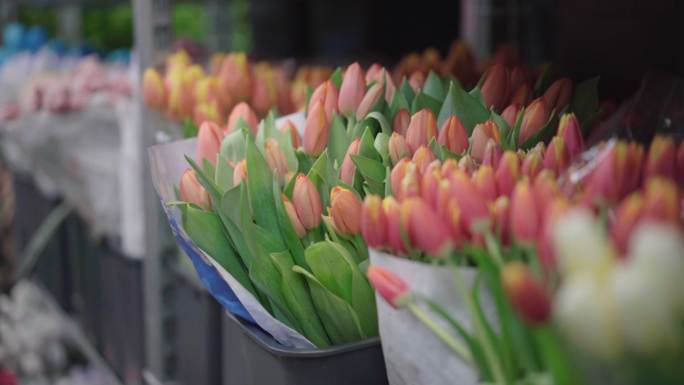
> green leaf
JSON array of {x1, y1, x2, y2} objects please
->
[
  {"x1": 272, "y1": 173, "x2": 309, "y2": 271},
  {"x1": 220, "y1": 128, "x2": 250, "y2": 164},
  {"x1": 293, "y1": 266, "x2": 365, "y2": 344},
  {"x1": 508, "y1": 107, "x2": 526, "y2": 150},
  {"x1": 215, "y1": 154, "x2": 235, "y2": 191},
  {"x1": 340, "y1": 181, "x2": 363, "y2": 202},
  {"x1": 374, "y1": 133, "x2": 391, "y2": 166},
  {"x1": 184, "y1": 118, "x2": 198, "y2": 138},
  {"x1": 283, "y1": 172, "x2": 297, "y2": 201},
  {"x1": 270, "y1": 251, "x2": 331, "y2": 347},
  {"x1": 469, "y1": 87, "x2": 486, "y2": 107},
  {"x1": 441, "y1": 145, "x2": 464, "y2": 161},
  {"x1": 256, "y1": 111, "x2": 298, "y2": 171},
  {"x1": 441, "y1": 76, "x2": 461, "y2": 96},
  {"x1": 489, "y1": 110, "x2": 511, "y2": 151},
  {"x1": 580, "y1": 109, "x2": 603, "y2": 137},
  {"x1": 384, "y1": 166, "x2": 393, "y2": 197},
  {"x1": 438, "y1": 82, "x2": 491, "y2": 133},
  {"x1": 310, "y1": 150, "x2": 339, "y2": 193},
  {"x1": 533, "y1": 63, "x2": 553, "y2": 97},
  {"x1": 295, "y1": 149, "x2": 313, "y2": 175},
  {"x1": 428, "y1": 136, "x2": 444, "y2": 163},
  {"x1": 245, "y1": 136, "x2": 285, "y2": 243},
  {"x1": 232, "y1": 117, "x2": 255, "y2": 135},
  {"x1": 221, "y1": 183, "x2": 253, "y2": 269},
  {"x1": 389, "y1": 90, "x2": 410, "y2": 120},
  {"x1": 423, "y1": 70, "x2": 446, "y2": 101},
  {"x1": 201, "y1": 158, "x2": 217, "y2": 183},
  {"x1": 521, "y1": 110, "x2": 558, "y2": 151},
  {"x1": 330, "y1": 67, "x2": 343, "y2": 91},
  {"x1": 358, "y1": 127, "x2": 381, "y2": 163},
  {"x1": 306, "y1": 170, "x2": 331, "y2": 212},
  {"x1": 571, "y1": 76, "x2": 600, "y2": 123},
  {"x1": 305, "y1": 86, "x2": 314, "y2": 118},
  {"x1": 400, "y1": 76, "x2": 415, "y2": 104},
  {"x1": 366, "y1": 112, "x2": 392, "y2": 136},
  {"x1": 328, "y1": 112, "x2": 352, "y2": 166},
  {"x1": 350, "y1": 154, "x2": 386, "y2": 182},
  {"x1": 411, "y1": 89, "x2": 442, "y2": 116}
]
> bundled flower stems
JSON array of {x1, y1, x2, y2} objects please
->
[{"x1": 149, "y1": 40, "x2": 684, "y2": 384}]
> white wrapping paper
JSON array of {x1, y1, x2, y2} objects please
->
[{"x1": 370, "y1": 250, "x2": 498, "y2": 385}]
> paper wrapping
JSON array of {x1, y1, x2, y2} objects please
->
[
  {"x1": 370, "y1": 250, "x2": 498, "y2": 385},
  {"x1": 149, "y1": 112, "x2": 315, "y2": 349}
]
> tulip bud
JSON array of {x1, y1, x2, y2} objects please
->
[
  {"x1": 440, "y1": 159, "x2": 458, "y2": 179},
  {"x1": 510, "y1": 180, "x2": 540, "y2": 245},
  {"x1": 330, "y1": 187, "x2": 363, "y2": 234},
  {"x1": 471, "y1": 120, "x2": 501, "y2": 163},
  {"x1": 166, "y1": 50, "x2": 191, "y2": 73},
  {"x1": 557, "y1": 113, "x2": 585, "y2": 159},
  {"x1": 521, "y1": 149, "x2": 543, "y2": 180},
  {"x1": 542, "y1": 77, "x2": 572, "y2": 112},
  {"x1": 366, "y1": 65, "x2": 396, "y2": 104},
  {"x1": 193, "y1": 101, "x2": 225, "y2": 127},
  {"x1": 518, "y1": 98, "x2": 551, "y2": 147},
  {"x1": 389, "y1": 132, "x2": 411, "y2": 165},
  {"x1": 481, "y1": 63, "x2": 511, "y2": 111},
  {"x1": 483, "y1": 139, "x2": 503, "y2": 168},
  {"x1": 473, "y1": 165, "x2": 498, "y2": 201},
  {"x1": 338, "y1": 62, "x2": 366, "y2": 117},
  {"x1": 390, "y1": 158, "x2": 412, "y2": 196},
  {"x1": 508, "y1": 84, "x2": 533, "y2": 107},
  {"x1": 293, "y1": 173, "x2": 323, "y2": 229},
  {"x1": 142, "y1": 68, "x2": 166, "y2": 109},
  {"x1": 611, "y1": 192, "x2": 644, "y2": 256},
  {"x1": 180, "y1": 169, "x2": 211, "y2": 210},
  {"x1": 402, "y1": 198, "x2": 452, "y2": 256},
  {"x1": 457, "y1": 155, "x2": 475, "y2": 176},
  {"x1": 450, "y1": 171, "x2": 492, "y2": 235},
  {"x1": 197, "y1": 121, "x2": 224, "y2": 166},
  {"x1": 501, "y1": 262, "x2": 552, "y2": 325},
  {"x1": 492, "y1": 196, "x2": 511, "y2": 245},
  {"x1": 408, "y1": 71, "x2": 426, "y2": 94},
  {"x1": 308, "y1": 80, "x2": 339, "y2": 125},
  {"x1": 642, "y1": 177, "x2": 681, "y2": 225},
  {"x1": 510, "y1": 66, "x2": 532, "y2": 92},
  {"x1": 304, "y1": 100, "x2": 330, "y2": 158},
  {"x1": 443, "y1": 40, "x2": 476, "y2": 86},
  {"x1": 533, "y1": 170, "x2": 560, "y2": 212},
  {"x1": 588, "y1": 141, "x2": 630, "y2": 203},
  {"x1": 168, "y1": 75, "x2": 195, "y2": 119},
  {"x1": 356, "y1": 82, "x2": 384, "y2": 120},
  {"x1": 196, "y1": 76, "x2": 232, "y2": 111},
  {"x1": 367, "y1": 266, "x2": 412, "y2": 309},
  {"x1": 499, "y1": 105, "x2": 521, "y2": 134},
  {"x1": 420, "y1": 163, "x2": 442, "y2": 209},
  {"x1": 644, "y1": 135, "x2": 676, "y2": 181},
  {"x1": 341, "y1": 137, "x2": 361, "y2": 185},
  {"x1": 496, "y1": 151, "x2": 522, "y2": 197},
  {"x1": 392, "y1": 108, "x2": 411, "y2": 137},
  {"x1": 384, "y1": 196, "x2": 408, "y2": 255},
  {"x1": 544, "y1": 137, "x2": 570, "y2": 175},
  {"x1": 438, "y1": 115, "x2": 469, "y2": 154},
  {"x1": 226, "y1": 102, "x2": 259, "y2": 134},
  {"x1": 233, "y1": 159, "x2": 248, "y2": 186},
  {"x1": 209, "y1": 53, "x2": 226, "y2": 76},
  {"x1": 537, "y1": 197, "x2": 571, "y2": 271},
  {"x1": 280, "y1": 119, "x2": 302, "y2": 148},
  {"x1": 412, "y1": 146, "x2": 437, "y2": 174},
  {"x1": 362, "y1": 195, "x2": 388, "y2": 248},
  {"x1": 184, "y1": 65, "x2": 205, "y2": 88},
  {"x1": 291, "y1": 80, "x2": 307, "y2": 111},
  {"x1": 219, "y1": 52, "x2": 252, "y2": 102},
  {"x1": 250, "y1": 65, "x2": 278, "y2": 116},
  {"x1": 283, "y1": 195, "x2": 306, "y2": 238},
  {"x1": 264, "y1": 138, "x2": 291, "y2": 181},
  {"x1": 398, "y1": 164, "x2": 421, "y2": 202},
  {"x1": 405, "y1": 109, "x2": 439, "y2": 154}
]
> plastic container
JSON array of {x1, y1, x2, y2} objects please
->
[{"x1": 222, "y1": 311, "x2": 389, "y2": 385}]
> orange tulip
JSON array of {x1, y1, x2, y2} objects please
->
[
  {"x1": 226, "y1": 102, "x2": 259, "y2": 134},
  {"x1": 219, "y1": 52, "x2": 252, "y2": 102},
  {"x1": 450, "y1": 171, "x2": 491, "y2": 235},
  {"x1": 362, "y1": 195, "x2": 388, "y2": 248},
  {"x1": 405, "y1": 109, "x2": 439, "y2": 154},
  {"x1": 209, "y1": 53, "x2": 226, "y2": 76},
  {"x1": 508, "y1": 84, "x2": 533, "y2": 107},
  {"x1": 356, "y1": 82, "x2": 384, "y2": 120},
  {"x1": 438, "y1": 115, "x2": 469, "y2": 154},
  {"x1": 501, "y1": 262, "x2": 552, "y2": 325},
  {"x1": 557, "y1": 113, "x2": 584, "y2": 159},
  {"x1": 184, "y1": 65, "x2": 205, "y2": 87},
  {"x1": 303, "y1": 101, "x2": 330, "y2": 158},
  {"x1": 420, "y1": 162, "x2": 442, "y2": 209},
  {"x1": 293, "y1": 173, "x2": 323, "y2": 229},
  {"x1": 338, "y1": 62, "x2": 366, "y2": 117},
  {"x1": 390, "y1": 158, "x2": 413, "y2": 196},
  {"x1": 458, "y1": 155, "x2": 475, "y2": 176},
  {"x1": 233, "y1": 159, "x2": 248, "y2": 187},
  {"x1": 193, "y1": 101, "x2": 225, "y2": 127},
  {"x1": 611, "y1": 192, "x2": 644, "y2": 256},
  {"x1": 384, "y1": 196, "x2": 408, "y2": 256},
  {"x1": 389, "y1": 132, "x2": 411, "y2": 165},
  {"x1": 196, "y1": 121, "x2": 224, "y2": 166},
  {"x1": 440, "y1": 159, "x2": 458, "y2": 179},
  {"x1": 165, "y1": 50, "x2": 191, "y2": 73},
  {"x1": 340, "y1": 138, "x2": 361, "y2": 185},
  {"x1": 180, "y1": 169, "x2": 210, "y2": 210},
  {"x1": 543, "y1": 137, "x2": 570, "y2": 175},
  {"x1": 641, "y1": 177, "x2": 681, "y2": 225},
  {"x1": 483, "y1": 139, "x2": 503, "y2": 168},
  {"x1": 367, "y1": 266, "x2": 411, "y2": 309},
  {"x1": 331, "y1": 187, "x2": 363, "y2": 234},
  {"x1": 542, "y1": 77, "x2": 572, "y2": 111},
  {"x1": 392, "y1": 108, "x2": 411, "y2": 137},
  {"x1": 481, "y1": 63, "x2": 510, "y2": 111},
  {"x1": 408, "y1": 71, "x2": 426, "y2": 94},
  {"x1": 265, "y1": 138, "x2": 290, "y2": 181},
  {"x1": 536, "y1": 196, "x2": 570, "y2": 271},
  {"x1": 492, "y1": 196, "x2": 511, "y2": 245},
  {"x1": 308, "y1": 80, "x2": 339, "y2": 125},
  {"x1": 471, "y1": 120, "x2": 501, "y2": 163},
  {"x1": 521, "y1": 149, "x2": 543, "y2": 180},
  {"x1": 397, "y1": 164, "x2": 421, "y2": 202},
  {"x1": 643, "y1": 135, "x2": 676, "y2": 181},
  {"x1": 283, "y1": 195, "x2": 306, "y2": 238},
  {"x1": 366, "y1": 64, "x2": 395, "y2": 103},
  {"x1": 518, "y1": 98, "x2": 551, "y2": 147},
  {"x1": 196, "y1": 76, "x2": 232, "y2": 111},
  {"x1": 587, "y1": 141, "x2": 631, "y2": 203},
  {"x1": 250, "y1": 64, "x2": 278, "y2": 116},
  {"x1": 280, "y1": 119, "x2": 301, "y2": 148},
  {"x1": 168, "y1": 75, "x2": 195, "y2": 119},
  {"x1": 412, "y1": 145, "x2": 437, "y2": 174},
  {"x1": 473, "y1": 165, "x2": 498, "y2": 201},
  {"x1": 501, "y1": 103, "x2": 523, "y2": 129},
  {"x1": 510, "y1": 180, "x2": 539, "y2": 245},
  {"x1": 497, "y1": 151, "x2": 522, "y2": 197},
  {"x1": 142, "y1": 68, "x2": 166, "y2": 109},
  {"x1": 402, "y1": 198, "x2": 452, "y2": 256},
  {"x1": 533, "y1": 170, "x2": 560, "y2": 212}
]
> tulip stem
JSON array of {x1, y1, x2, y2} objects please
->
[
  {"x1": 448, "y1": 260, "x2": 508, "y2": 385},
  {"x1": 483, "y1": 232, "x2": 505, "y2": 267},
  {"x1": 406, "y1": 302, "x2": 473, "y2": 365}
]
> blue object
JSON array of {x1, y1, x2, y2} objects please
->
[
  {"x1": 3, "y1": 23, "x2": 25, "y2": 50},
  {"x1": 24, "y1": 26, "x2": 49, "y2": 52},
  {"x1": 46, "y1": 39, "x2": 69, "y2": 56}
]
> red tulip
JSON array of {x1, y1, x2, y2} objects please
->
[
  {"x1": 483, "y1": 139, "x2": 503, "y2": 168},
  {"x1": 421, "y1": 164, "x2": 442, "y2": 210},
  {"x1": 508, "y1": 84, "x2": 533, "y2": 107},
  {"x1": 510, "y1": 180, "x2": 540, "y2": 245},
  {"x1": 308, "y1": 80, "x2": 339, "y2": 125},
  {"x1": 450, "y1": 171, "x2": 492, "y2": 235},
  {"x1": 521, "y1": 149, "x2": 543, "y2": 180},
  {"x1": 389, "y1": 132, "x2": 411, "y2": 165},
  {"x1": 518, "y1": 98, "x2": 551, "y2": 147},
  {"x1": 402, "y1": 198, "x2": 452, "y2": 256},
  {"x1": 392, "y1": 108, "x2": 411, "y2": 136},
  {"x1": 587, "y1": 141, "x2": 631, "y2": 203},
  {"x1": 501, "y1": 103, "x2": 523, "y2": 130},
  {"x1": 536, "y1": 196, "x2": 570, "y2": 271},
  {"x1": 405, "y1": 109, "x2": 439, "y2": 154},
  {"x1": 641, "y1": 177, "x2": 681, "y2": 225},
  {"x1": 397, "y1": 164, "x2": 421, "y2": 202},
  {"x1": 338, "y1": 62, "x2": 366, "y2": 117},
  {"x1": 197, "y1": 121, "x2": 224, "y2": 166},
  {"x1": 611, "y1": 192, "x2": 644, "y2": 256},
  {"x1": 293, "y1": 173, "x2": 323, "y2": 229},
  {"x1": 362, "y1": 195, "x2": 388, "y2": 248},
  {"x1": 481, "y1": 63, "x2": 510, "y2": 111},
  {"x1": 643, "y1": 135, "x2": 676, "y2": 181},
  {"x1": 543, "y1": 137, "x2": 570, "y2": 175},
  {"x1": 496, "y1": 151, "x2": 522, "y2": 197},
  {"x1": 180, "y1": 169, "x2": 210, "y2": 210},
  {"x1": 501, "y1": 262, "x2": 552, "y2": 325},
  {"x1": 510, "y1": 66, "x2": 532, "y2": 92},
  {"x1": 331, "y1": 187, "x2": 363, "y2": 234},
  {"x1": 473, "y1": 165, "x2": 498, "y2": 201},
  {"x1": 226, "y1": 102, "x2": 259, "y2": 134},
  {"x1": 340, "y1": 137, "x2": 361, "y2": 186},
  {"x1": 367, "y1": 266, "x2": 412, "y2": 309},
  {"x1": 219, "y1": 52, "x2": 252, "y2": 102},
  {"x1": 457, "y1": 155, "x2": 475, "y2": 176},
  {"x1": 304, "y1": 101, "x2": 330, "y2": 158},
  {"x1": 366, "y1": 64, "x2": 396, "y2": 103},
  {"x1": 412, "y1": 145, "x2": 437, "y2": 174},
  {"x1": 384, "y1": 196, "x2": 408, "y2": 256},
  {"x1": 677, "y1": 140, "x2": 684, "y2": 182},
  {"x1": 471, "y1": 120, "x2": 501, "y2": 163},
  {"x1": 533, "y1": 170, "x2": 560, "y2": 212},
  {"x1": 280, "y1": 119, "x2": 301, "y2": 148},
  {"x1": 557, "y1": 113, "x2": 584, "y2": 159},
  {"x1": 142, "y1": 68, "x2": 166, "y2": 109},
  {"x1": 438, "y1": 115, "x2": 469, "y2": 154},
  {"x1": 356, "y1": 82, "x2": 384, "y2": 120},
  {"x1": 542, "y1": 77, "x2": 572, "y2": 112},
  {"x1": 492, "y1": 196, "x2": 511, "y2": 246},
  {"x1": 390, "y1": 158, "x2": 413, "y2": 196}
]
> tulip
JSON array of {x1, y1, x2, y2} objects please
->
[
  {"x1": 283, "y1": 195, "x2": 306, "y2": 238},
  {"x1": 473, "y1": 166, "x2": 498, "y2": 201},
  {"x1": 341, "y1": 137, "x2": 361, "y2": 185},
  {"x1": 180, "y1": 169, "x2": 210, "y2": 210},
  {"x1": 501, "y1": 103, "x2": 523, "y2": 129},
  {"x1": 412, "y1": 146, "x2": 437, "y2": 174},
  {"x1": 450, "y1": 172, "x2": 492, "y2": 235},
  {"x1": 557, "y1": 113, "x2": 585, "y2": 159},
  {"x1": 209, "y1": 53, "x2": 226, "y2": 76},
  {"x1": 510, "y1": 180, "x2": 540, "y2": 245},
  {"x1": 496, "y1": 151, "x2": 521, "y2": 197},
  {"x1": 542, "y1": 77, "x2": 572, "y2": 111},
  {"x1": 501, "y1": 262, "x2": 552, "y2": 325},
  {"x1": 193, "y1": 101, "x2": 225, "y2": 127},
  {"x1": 389, "y1": 132, "x2": 411, "y2": 165},
  {"x1": 398, "y1": 164, "x2": 421, "y2": 202},
  {"x1": 338, "y1": 62, "x2": 366, "y2": 117},
  {"x1": 304, "y1": 100, "x2": 330, "y2": 158},
  {"x1": 611, "y1": 192, "x2": 644, "y2": 256},
  {"x1": 521, "y1": 149, "x2": 543, "y2": 180},
  {"x1": 219, "y1": 52, "x2": 252, "y2": 102},
  {"x1": 481, "y1": 63, "x2": 510, "y2": 111},
  {"x1": 308, "y1": 80, "x2": 339, "y2": 125},
  {"x1": 367, "y1": 266, "x2": 412, "y2": 309},
  {"x1": 366, "y1": 64, "x2": 396, "y2": 103},
  {"x1": 196, "y1": 76, "x2": 232, "y2": 110},
  {"x1": 233, "y1": 159, "x2": 248, "y2": 186},
  {"x1": 293, "y1": 173, "x2": 323, "y2": 229},
  {"x1": 677, "y1": 140, "x2": 684, "y2": 182},
  {"x1": 405, "y1": 109, "x2": 439, "y2": 154},
  {"x1": 544, "y1": 137, "x2": 570, "y2": 175},
  {"x1": 166, "y1": 50, "x2": 191, "y2": 72},
  {"x1": 168, "y1": 75, "x2": 195, "y2": 119},
  {"x1": 641, "y1": 177, "x2": 681, "y2": 225},
  {"x1": 624, "y1": 142, "x2": 645, "y2": 194},
  {"x1": 290, "y1": 80, "x2": 307, "y2": 111},
  {"x1": 422, "y1": 47, "x2": 441, "y2": 71},
  {"x1": 142, "y1": 68, "x2": 166, "y2": 109},
  {"x1": 536, "y1": 197, "x2": 571, "y2": 271},
  {"x1": 390, "y1": 158, "x2": 413, "y2": 196},
  {"x1": 508, "y1": 84, "x2": 533, "y2": 107},
  {"x1": 518, "y1": 98, "x2": 551, "y2": 147},
  {"x1": 402, "y1": 198, "x2": 452, "y2": 256},
  {"x1": 251, "y1": 65, "x2": 278, "y2": 116},
  {"x1": 184, "y1": 65, "x2": 205, "y2": 87},
  {"x1": 264, "y1": 138, "x2": 290, "y2": 181},
  {"x1": 643, "y1": 135, "x2": 676, "y2": 181},
  {"x1": 408, "y1": 71, "x2": 426, "y2": 94},
  {"x1": 510, "y1": 66, "x2": 532, "y2": 92},
  {"x1": 443, "y1": 39, "x2": 476, "y2": 86},
  {"x1": 471, "y1": 120, "x2": 501, "y2": 163},
  {"x1": 483, "y1": 139, "x2": 503, "y2": 168},
  {"x1": 196, "y1": 121, "x2": 224, "y2": 166},
  {"x1": 421, "y1": 164, "x2": 442, "y2": 209},
  {"x1": 588, "y1": 141, "x2": 630, "y2": 203},
  {"x1": 440, "y1": 159, "x2": 458, "y2": 179},
  {"x1": 384, "y1": 196, "x2": 408, "y2": 256},
  {"x1": 457, "y1": 155, "x2": 475, "y2": 176},
  {"x1": 492, "y1": 196, "x2": 511, "y2": 245},
  {"x1": 226, "y1": 102, "x2": 259, "y2": 134},
  {"x1": 280, "y1": 119, "x2": 302, "y2": 148},
  {"x1": 330, "y1": 187, "x2": 363, "y2": 234},
  {"x1": 356, "y1": 82, "x2": 384, "y2": 120},
  {"x1": 438, "y1": 115, "x2": 469, "y2": 154},
  {"x1": 392, "y1": 108, "x2": 411, "y2": 137},
  {"x1": 533, "y1": 170, "x2": 560, "y2": 212},
  {"x1": 362, "y1": 195, "x2": 388, "y2": 248}
]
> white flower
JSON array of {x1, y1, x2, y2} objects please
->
[{"x1": 552, "y1": 208, "x2": 615, "y2": 275}]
